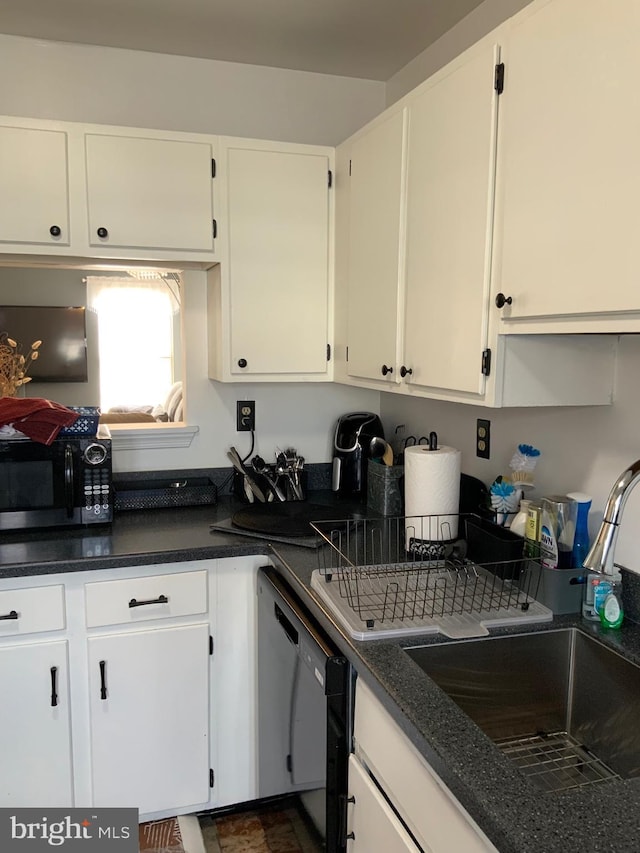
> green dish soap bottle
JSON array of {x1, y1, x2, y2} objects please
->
[{"x1": 600, "y1": 590, "x2": 624, "y2": 629}]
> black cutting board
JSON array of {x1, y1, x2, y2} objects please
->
[{"x1": 231, "y1": 502, "x2": 344, "y2": 538}]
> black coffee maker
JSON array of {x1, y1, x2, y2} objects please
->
[{"x1": 331, "y1": 412, "x2": 385, "y2": 496}]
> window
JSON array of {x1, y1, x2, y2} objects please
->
[{"x1": 87, "y1": 273, "x2": 182, "y2": 418}]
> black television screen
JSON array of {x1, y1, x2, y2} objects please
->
[{"x1": 0, "y1": 305, "x2": 88, "y2": 382}]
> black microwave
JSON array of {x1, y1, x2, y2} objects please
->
[{"x1": 0, "y1": 434, "x2": 112, "y2": 532}]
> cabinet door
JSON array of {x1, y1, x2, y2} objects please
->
[
  {"x1": 85, "y1": 133, "x2": 215, "y2": 252},
  {"x1": 0, "y1": 125, "x2": 70, "y2": 247},
  {"x1": 347, "y1": 755, "x2": 418, "y2": 853},
  {"x1": 403, "y1": 43, "x2": 499, "y2": 395},
  {"x1": 346, "y1": 110, "x2": 407, "y2": 383},
  {"x1": 498, "y1": 0, "x2": 640, "y2": 320},
  {"x1": 87, "y1": 623, "x2": 210, "y2": 815},
  {"x1": 0, "y1": 640, "x2": 73, "y2": 807},
  {"x1": 224, "y1": 144, "x2": 331, "y2": 376}
]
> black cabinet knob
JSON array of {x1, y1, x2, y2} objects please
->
[
  {"x1": 49, "y1": 225, "x2": 61, "y2": 237},
  {"x1": 237, "y1": 358, "x2": 248, "y2": 369},
  {"x1": 97, "y1": 227, "x2": 109, "y2": 239},
  {"x1": 495, "y1": 292, "x2": 513, "y2": 309},
  {"x1": 381, "y1": 364, "x2": 393, "y2": 376},
  {"x1": 400, "y1": 365, "x2": 413, "y2": 378}
]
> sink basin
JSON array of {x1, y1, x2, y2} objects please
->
[{"x1": 406, "y1": 628, "x2": 640, "y2": 792}]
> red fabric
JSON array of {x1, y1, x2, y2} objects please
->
[{"x1": 0, "y1": 398, "x2": 79, "y2": 445}]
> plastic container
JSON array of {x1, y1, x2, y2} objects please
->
[
  {"x1": 367, "y1": 459, "x2": 403, "y2": 516},
  {"x1": 566, "y1": 491, "x2": 592, "y2": 569},
  {"x1": 59, "y1": 406, "x2": 101, "y2": 436}
]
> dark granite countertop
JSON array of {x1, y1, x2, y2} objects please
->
[{"x1": 1, "y1": 495, "x2": 639, "y2": 853}]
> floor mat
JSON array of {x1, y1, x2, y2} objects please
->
[
  {"x1": 139, "y1": 815, "x2": 205, "y2": 853},
  {"x1": 199, "y1": 800, "x2": 323, "y2": 853}
]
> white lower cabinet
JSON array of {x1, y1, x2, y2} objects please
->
[
  {"x1": 0, "y1": 556, "x2": 263, "y2": 819},
  {"x1": 352, "y1": 679, "x2": 497, "y2": 853},
  {"x1": 0, "y1": 583, "x2": 72, "y2": 807},
  {"x1": 0, "y1": 639, "x2": 73, "y2": 807},
  {"x1": 87, "y1": 623, "x2": 210, "y2": 814},
  {"x1": 347, "y1": 755, "x2": 417, "y2": 852}
]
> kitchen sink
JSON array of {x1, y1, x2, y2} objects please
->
[{"x1": 406, "y1": 628, "x2": 640, "y2": 793}]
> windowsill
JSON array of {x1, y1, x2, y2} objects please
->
[{"x1": 106, "y1": 422, "x2": 199, "y2": 451}]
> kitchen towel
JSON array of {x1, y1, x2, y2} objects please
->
[{"x1": 404, "y1": 443, "x2": 461, "y2": 548}]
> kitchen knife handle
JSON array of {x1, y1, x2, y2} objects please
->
[{"x1": 332, "y1": 457, "x2": 341, "y2": 492}]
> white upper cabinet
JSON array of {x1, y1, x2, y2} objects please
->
[
  {"x1": 495, "y1": 0, "x2": 640, "y2": 333},
  {"x1": 335, "y1": 7, "x2": 620, "y2": 408},
  {"x1": 85, "y1": 132, "x2": 215, "y2": 253},
  {"x1": 208, "y1": 138, "x2": 333, "y2": 382},
  {"x1": 402, "y1": 42, "x2": 499, "y2": 396},
  {"x1": 0, "y1": 123, "x2": 70, "y2": 247},
  {"x1": 345, "y1": 109, "x2": 407, "y2": 384},
  {"x1": 0, "y1": 116, "x2": 218, "y2": 262}
]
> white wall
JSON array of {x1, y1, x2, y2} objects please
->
[
  {"x1": 117, "y1": 270, "x2": 379, "y2": 472},
  {"x1": 380, "y1": 335, "x2": 640, "y2": 573},
  {"x1": 0, "y1": 34, "x2": 385, "y2": 146},
  {"x1": 385, "y1": 0, "x2": 532, "y2": 104}
]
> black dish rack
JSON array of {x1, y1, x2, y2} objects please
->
[{"x1": 310, "y1": 513, "x2": 548, "y2": 637}]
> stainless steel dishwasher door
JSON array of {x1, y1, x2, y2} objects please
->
[
  {"x1": 257, "y1": 565, "x2": 350, "y2": 850},
  {"x1": 257, "y1": 570, "x2": 328, "y2": 798}
]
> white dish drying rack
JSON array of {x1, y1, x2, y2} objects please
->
[{"x1": 310, "y1": 513, "x2": 553, "y2": 640}]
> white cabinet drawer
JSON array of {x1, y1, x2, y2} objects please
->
[
  {"x1": 0, "y1": 585, "x2": 65, "y2": 635},
  {"x1": 85, "y1": 571, "x2": 208, "y2": 627}
]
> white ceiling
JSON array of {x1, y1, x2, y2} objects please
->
[{"x1": 0, "y1": 0, "x2": 487, "y2": 80}]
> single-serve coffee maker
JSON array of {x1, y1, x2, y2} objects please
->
[{"x1": 331, "y1": 412, "x2": 384, "y2": 496}]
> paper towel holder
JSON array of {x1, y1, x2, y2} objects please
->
[{"x1": 428, "y1": 431, "x2": 437, "y2": 451}]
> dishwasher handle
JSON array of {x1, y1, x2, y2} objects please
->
[{"x1": 274, "y1": 602, "x2": 299, "y2": 647}]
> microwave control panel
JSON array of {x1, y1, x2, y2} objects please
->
[{"x1": 80, "y1": 441, "x2": 112, "y2": 524}]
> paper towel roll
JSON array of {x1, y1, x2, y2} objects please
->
[{"x1": 404, "y1": 444, "x2": 461, "y2": 545}]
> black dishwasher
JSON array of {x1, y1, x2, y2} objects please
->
[{"x1": 257, "y1": 565, "x2": 351, "y2": 853}]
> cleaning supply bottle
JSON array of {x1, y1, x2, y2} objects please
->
[
  {"x1": 600, "y1": 588, "x2": 624, "y2": 629},
  {"x1": 540, "y1": 496, "x2": 577, "y2": 569},
  {"x1": 566, "y1": 491, "x2": 591, "y2": 569},
  {"x1": 510, "y1": 499, "x2": 531, "y2": 537},
  {"x1": 582, "y1": 569, "x2": 621, "y2": 621}
]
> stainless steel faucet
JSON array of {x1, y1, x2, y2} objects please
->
[{"x1": 582, "y1": 459, "x2": 640, "y2": 575}]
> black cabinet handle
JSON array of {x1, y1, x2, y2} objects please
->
[
  {"x1": 400, "y1": 365, "x2": 413, "y2": 377},
  {"x1": 0, "y1": 610, "x2": 18, "y2": 621},
  {"x1": 50, "y1": 666, "x2": 58, "y2": 707},
  {"x1": 49, "y1": 225, "x2": 61, "y2": 237},
  {"x1": 338, "y1": 794, "x2": 356, "y2": 846},
  {"x1": 495, "y1": 292, "x2": 513, "y2": 308},
  {"x1": 381, "y1": 364, "x2": 393, "y2": 376},
  {"x1": 96, "y1": 227, "x2": 109, "y2": 239},
  {"x1": 99, "y1": 660, "x2": 107, "y2": 700},
  {"x1": 128, "y1": 594, "x2": 168, "y2": 608},
  {"x1": 237, "y1": 358, "x2": 247, "y2": 368}
]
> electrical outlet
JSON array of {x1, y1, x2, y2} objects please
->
[
  {"x1": 476, "y1": 418, "x2": 490, "y2": 459},
  {"x1": 236, "y1": 400, "x2": 255, "y2": 432}
]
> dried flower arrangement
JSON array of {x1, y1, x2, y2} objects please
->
[{"x1": 0, "y1": 332, "x2": 42, "y2": 397}]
